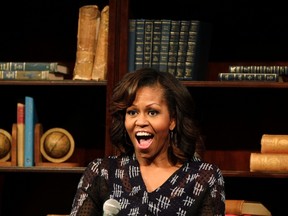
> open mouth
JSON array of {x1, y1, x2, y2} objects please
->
[{"x1": 135, "y1": 131, "x2": 154, "y2": 149}]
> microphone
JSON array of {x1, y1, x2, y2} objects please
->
[{"x1": 103, "y1": 198, "x2": 121, "y2": 216}]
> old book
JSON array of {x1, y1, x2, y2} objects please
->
[
  {"x1": 261, "y1": 134, "x2": 288, "y2": 153},
  {"x1": 73, "y1": 5, "x2": 101, "y2": 80},
  {"x1": 229, "y1": 65, "x2": 288, "y2": 76},
  {"x1": 176, "y1": 20, "x2": 190, "y2": 79},
  {"x1": 218, "y1": 73, "x2": 279, "y2": 82},
  {"x1": 250, "y1": 152, "x2": 288, "y2": 172},
  {"x1": 151, "y1": 19, "x2": 162, "y2": 70},
  {"x1": 0, "y1": 70, "x2": 64, "y2": 80},
  {"x1": 159, "y1": 19, "x2": 171, "y2": 72},
  {"x1": 92, "y1": 5, "x2": 109, "y2": 81},
  {"x1": 17, "y1": 103, "x2": 25, "y2": 166},
  {"x1": 128, "y1": 19, "x2": 136, "y2": 72},
  {"x1": 184, "y1": 20, "x2": 211, "y2": 81},
  {"x1": 143, "y1": 19, "x2": 153, "y2": 68},
  {"x1": 167, "y1": 20, "x2": 180, "y2": 76},
  {"x1": 134, "y1": 19, "x2": 145, "y2": 70},
  {"x1": 0, "y1": 62, "x2": 69, "y2": 74},
  {"x1": 225, "y1": 200, "x2": 271, "y2": 216}
]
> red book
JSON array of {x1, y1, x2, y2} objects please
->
[{"x1": 17, "y1": 102, "x2": 25, "y2": 166}]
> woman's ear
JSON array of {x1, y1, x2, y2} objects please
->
[{"x1": 169, "y1": 118, "x2": 176, "y2": 131}]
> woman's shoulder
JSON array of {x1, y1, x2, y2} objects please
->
[
  {"x1": 188, "y1": 156, "x2": 223, "y2": 177},
  {"x1": 86, "y1": 153, "x2": 135, "y2": 170}
]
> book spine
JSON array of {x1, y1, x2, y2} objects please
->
[
  {"x1": 17, "y1": 103, "x2": 25, "y2": 166},
  {"x1": 143, "y1": 19, "x2": 153, "y2": 68},
  {"x1": 159, "y1": 19, "x2": 171, "y2": 72},
  {"x1": 0, "y1": 62, "x2": 61, "y2": 72},
  {"x1": 218, "y1": 73, "x2": 279, "y2": 82},
  {"x1": 250, "y1": 153, "x2": 288, "y2": 172},
  {"x1": 176, "y1": 20, "x2": 190, "y2": 80},
  {"x1": 261, "y1": 134, "x2": 288, "y2": 153},
  {"x1": 24, "y1": 96, "x2": 36, "y2": 167},
  {"x1": 135, "y1": 19, "x2": 145, "y2": 70},
  {"x1": 92, "y1": 5, "x2": 109, "y2": 81},
  {"x1": 73, "y1": 5, "x2": 100, "y2": 80},
  {"x1": 184, "y1": 20, "x2": 199, "y2": 80},
  {"x1": 167, "y1": 20, "x2": 180, "y2": 76},
  {"x1": 151, "y1": 19, "x2": 162, "y2": 70},
  {"x1": 128, "y1": 19, "x2": 136, "y2": 72},
  {"x1": 229, "y1": 65, "x2": 288, "y2": 76},
  {"x1": 0, "y1": 70, "x2": 50, "y2": 80},
  {"x1": 186, "y1": 21, "x2": 211, "y2": 81}
]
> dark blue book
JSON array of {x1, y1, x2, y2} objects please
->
[
  {"x1": 151, "y1": 19, "x2": 162, "y2": 70},
  {"x1": 167, "y1": 20, "x2": 180, "y2": 76},
  {"x1": 135, "y1": 19, "x2": 145, "y2": 70},
  {"x1": 184, "y1": 21, "x2": 212, "y2": 81},
  {"x1": 176, "y1": 20, "x2": 190, "y2": 79},
  {"x1": 159, "y1": 19, "x2": 171, "y2": 73},
  {"x1": 128, "y1": 19, "x2": 136, "y2": 72},
  {"x1": 143, "y1": 19, "x2": 153, "y2": 68}
]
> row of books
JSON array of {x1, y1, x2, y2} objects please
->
[
  {"x1": 0, "y1": 62, "x2": 69, "y2": 81},
  {"x1": 128, "y1": 19, "x2": 211, "y2": 80},
  {"x1": 218, "y1": 65, "x2": 288, "y2": 82},
  {"x1": 250, "y1": 134, "x2": 288, "y2": 172}
]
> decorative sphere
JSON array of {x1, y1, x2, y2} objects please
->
[
  {"x1": 43, "y1": 131, "x2": 71, "y2": 158},
  {"x1": 0, "y1": 133, "x2": 11, "y2": 159}
]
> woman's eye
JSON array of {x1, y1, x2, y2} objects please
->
[
  {"x1": 127, "y1": 110, "x2": 137, "y2": 116},
  {"x1": 148, "y1": 110, "x2": 158, "y2": 116}
]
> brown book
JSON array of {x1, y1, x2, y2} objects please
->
[
  {"x1": 73, "y1": 5, "x2": 101, "y2": 80},
  {"x1": 250, "y1": 152, "x2": 288, "y2": 172},
  {"x1": 261, "y1": 134, "x2": 288, "y2": 153},
  {"x1": 92, "y1": 5, "x2": 109, "y2": 81},
  {"x1": 225, "y1": 200, "x2": 271, "y2": 216}
]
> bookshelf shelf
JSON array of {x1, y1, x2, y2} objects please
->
[{"x1": 0, "y1": 80, "x2": 107, "y2": 86}]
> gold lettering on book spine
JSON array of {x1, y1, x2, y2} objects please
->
[{"x1": 73, "y1": 5, "x2": 100, "y2": 80}]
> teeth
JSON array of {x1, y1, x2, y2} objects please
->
[{"x1": 136, "y1": 132, "x2": 151, "y2": 136}]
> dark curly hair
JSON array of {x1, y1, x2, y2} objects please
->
[{"x1": 109, "y1": 68, "x2": 204, "y2": 165}]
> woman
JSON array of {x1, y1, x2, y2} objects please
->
[{"x1": 70, "y1": 68, "x2": 225, "y2": 215}]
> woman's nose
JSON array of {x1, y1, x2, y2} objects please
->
[{"x1": 135, "y1": 114, "x2": 148, "y2": 126}]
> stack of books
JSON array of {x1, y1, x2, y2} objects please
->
[
  {"x1": 128, "y1": 19, "x2": 211, "y2": 81},
  {"x1": 0, "y1": 62, "x2": 69, "y2": 80},
  {"x1": 218, "y1": 65, "x2": 288, "y2": 82},
  {"x1": 250, "y1": 134, "x2": 288, "y2": 172}
]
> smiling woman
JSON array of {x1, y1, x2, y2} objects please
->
[{"x1": 69, "y1": 68, "x2": 225, "y2": 216}]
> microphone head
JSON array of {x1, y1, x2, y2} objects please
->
[{"x1": 103, "y1": 198, "x2": 121, "y2": 215}]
